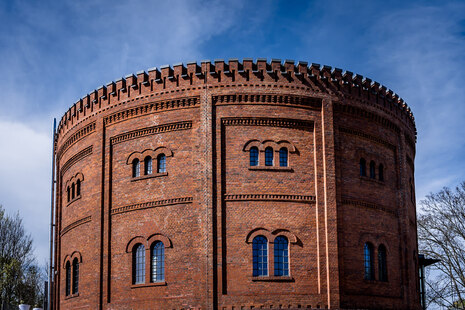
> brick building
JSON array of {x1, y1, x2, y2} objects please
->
[{"x1": 52, "y1": 58, "x2": 420, "y2": 309}]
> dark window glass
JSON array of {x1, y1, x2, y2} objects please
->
[
  {"x1": 379, "y1": 164, "x2": 384, "y2": 181},
  {"x1": 72, "y1": 258, "x2": 79, "y2": 294},
  {"x1": 67, "y1": 187, "x2": 70, "y2": 202},
  {"x1": 65, "y1": 261, "x2": 71, "y2": 296},
  {"x1": 133, "y1": 244, "x2": 145, "y2": 284},
  {"x1": 274, "y1": 236, "x2": 289, "y2": 276},
  {"x1": 76, "y1": 179, "x2": 81, "y2": 197},
  {"x1": 370, "y1": 161, "x2": 376, "y2": 179},
  {"x1": 157, "y1": 154, "x2": 166, "y2": 173},
  {"x1": 71, "y1": 183, "x2": 75, "y2": 199},
  {"x1": 360, "y1": 158, "x2": 366, "y2": 176},
  {"x1": 132, "y1": 159, "x2": 140, "y2": 178},
  {"x1": 151, "y1": 241, "x2": 165, "y2": 282},
  {"x1": 252, "y1": 235, "x2": 268, "y2": 276},
  {"x1": 144, "y1": 156, "x2": 152, "y2": 175},
  {"x1": 279, "y1": 148, "x2": 288, "y2": 167},
  {"x1": 364, "y1": 243, "x2": 374, "y2": 280},
  {"x1": 265, "y1": 147, "x2": 273, "y2": 166},
  {"x1": 378, "y1": 244, "x2": 388, "y2": 282},
  {"x1": 250, "y1": 147, "x2": 259, "y2": 166}
]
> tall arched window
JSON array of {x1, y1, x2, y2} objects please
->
[
  {"x1": 364, "y1": 242, "x2": 374, "y2": 280},
  {"x1": 65, "y1": 261, "x2": 71, "y2": 296},
  {"x1": 144, "y1": 156, "x2": 152, "y2": 175},
  {"x1": 360, "y1": 158, "x2": 366, "y2": 176},
  {"x1": 265, "y1": 147, "x2": 273, "y2": 166},
  {"x1": 379, "y1": 164, "x2": 384, "y2": 181},
  {"x1": 71, "y1": 183, "x2": 75, "y2": 199},
  {"x1": 72, "y1": 258, "x2": 79, "y2": 294},
  {"x1": 279, "y1": 147, "x2": 288, "y2": 167},
  {"x1": 250, "y1": 147, "x2": 259, "y2": 166},
  {"x1": 369, "y1": 161, "x2": 376, "y2": 179},
  {"x1": 151, "y1": 241, "x2": 165, "y2": 282},
  {"x1": 157, "y1": 154, "x2": 166, "y2": 173},
  {"x1": 133, "y1": 244, "x2": 145, "y2": 284},
  {"x1": 76, "y1": 179, "x2": 81, "y2": 197},
  {"x1": 132, "y1": 158, "x2": 140, "y2": 178},
  {"x1": 378, "y1": 244, "x2": 388, "y2": 282},
  {"x1": 67, "y1": 187, "x2": 70, "y2": 202},
  {"x1": 252, "y1": 236, "x2": 268, "y2": 277},
  {"x1": 274, "y1": 236, "x2": 289, "y2": 276}
]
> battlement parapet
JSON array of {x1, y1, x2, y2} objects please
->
[{"x1": 56, "y1": 58, "x2": 416, "y2": 142}]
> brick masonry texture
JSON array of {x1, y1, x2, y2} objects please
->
[{"x1": 53, "y1": 59, "x2": 420, "y2": 309}]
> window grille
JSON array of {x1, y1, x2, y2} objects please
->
[
  {"x1": 157, "y1": 154, "x2": 166, "y2": 173},
  {"x1": 279, "y1": 147, "x2": 288, "y2": 167},
  {"x1": 265, "y1": 147, "x2": 273, "y2": 166},
  {"x1": 250, "y1": 147, "x2": 259, "y2": 166},
  {"x1": 274, "y1": 236, "x2": 289, "y2": 276},
  {"x1": 252, "y1": 236, "x2": 268, "y2": 276},
  {"x1": 133, "y1": 244, "x2": 145, "y2": 284},
  {"x1": 151, "y1": 241, "x2": 165, "y2": 282}
]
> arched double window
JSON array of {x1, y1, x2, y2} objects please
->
[
  {"x1": 265, "y1": 147, "x2": 273, "y2": 166},
  {"x1": 250, "y1": 147, "x2": 259, "y2": 166},
  {"x1": 364, "y1": 242, "x2": 374, "y2": 280},
  {"x1": 144, "y1": 156, "x2": 152, "y2": 175},
  {"x1": 360, "y1": 158, "x2": 366, "y2": 176},
  {"x1": 369, "y1": 161, "x2": 376, "y2": 179},
  {"x1": 252, "y1": 236, "x2": 268, "y2": 277},
  {"x1": 378, "y1": 244, "x2": 388, "y2": 282},
  {"x1": 72, "y1": 258, "x2": 79, "y2": 294},
  {"x1": 132, "y1": 158, "x2": 140, "y2": 178},
  {"x1": 157, "y1": 154, "x2": 166, "y2": 173},
  {"x1": 274, "y1": 236, "x2": 289, "y2": 276},
  {"x1": 133, "y1": 244, "x2": 145, "y2": 284},
  {"x1": 279, "y1": 147, "x2": 288, "y2": 167},
  {"x1": 65, "y1": 261, "x2": 71, "y2": 296},
  {"x1": 151, "y1": 241, "x2": 165, "y2": 282}
]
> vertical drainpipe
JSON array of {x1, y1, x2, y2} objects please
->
[{"x1": 48, "y1": 118, "x2": 57, "y2": 310}]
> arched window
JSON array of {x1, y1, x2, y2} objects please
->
[
  {"x1": 364, "y1": 242, "x2": 374, "y2": 280},
  {"x1": 76, "y1": 179, "x2": 81, "y2": 197},
  {"x1": 274, "y1": 236, "x2": 289, "y2": 276},
  {"x1": 265, "y1": 147, "x2": 273, "y2": 166},
  {"x1": 250, "y1": 147, "x2": 259, "y2": 166},
  {"x1": 379, "y1": 164, "x2": 384, "y2": 181},
  {"x1": 71, "y1": 183, "x2": 75, "y2": 199},
  {"x1": 252, "y1": 236, "x2": 268, "y2": 277},
  {"x1": 151, "y1": 241, "x2": 165, "y2": 282},
  {"x1": 144, "y1": 156, "x2": 152, "y2": 175},
  {"x1": 72, "y1": 258, "x2": 79, "y2": 294},
  {"x1": 360, "y1": 158, "x2": 366, "y2": 176},
  {"x1": 65, "y1": 261, "x2": 71, "y2": 296},
  {"x1": 133, "y1": 244, "x2": 145, "y2": 284},
  {"x1": 279, "y1": 147, "x2": 288, "y2": 167},
  {"x1": 369, "y1": 161, "x2": 376, "y2": 179},
  {"x1": 378, "y1": 244, "x2": 388, "y2": 282},
  {"x1": 157, "y1": 154, "x2": 166, "y2": 173},
  {"x1": 67, "y1": 186, "x2": 70, "y2": 202},
  {"x1": 132, "y1": 158, "x2": 140, "y2": 178}
]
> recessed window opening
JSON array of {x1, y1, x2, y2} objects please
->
[
  {"x1": 265, "y1": 147, "x2": 273, "y2": 166},
  {"x1": 157, "y1": 154, "x2": 166, "y2": 173},
  {"x1": 144, "y1": 156, "x2": 152, "y2": 175},
  {"x1": 133, "y1": 244, "x2": 145, "y2": 284},
  {"x1": 378, "y1": 244, "x2": 388, "y2": 282},
  {"x1": 364, "y1": 242, "x2": 374, "y2": 280},
  {"x1": 65, "y1": 261, "x2": 71, "y2": 296},
  {"x1": 151, "y1": 241, "x2": 165, "y2": 282},
  {"x1": 76, "y1": 179, "x2": 81, "y2": 197},
  {"x1": 71, "y1": 183, "x2": 75, "y2": 199},
  {"x1": 369, "y1": 161, "x2": 376, "y2": 179},
  {"x1": 360, "y1": 158, "x2": 366, "y2": 176},
  {"x1": 274, "y1": 236, "x2": 289, "y2": 276},
  {"x1": 132, "y1": 158, "x2": 140, "y2": 178},
  {"x1": 279, "y1": 147, "x2": 288, "y2": 167},
  {"x1": 252, "y1": 235, "x2": 268, "y2": 277},
  {"x1": 72, "y1": 258, "x2": 79, "y2": 294},
  {"x1": 250, "y1": 147, "x2": 259, "y2": 166}
]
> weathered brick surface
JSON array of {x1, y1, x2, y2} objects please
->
[{"x1": 53, "y1": 59, "x2": 420, "y2": 309}]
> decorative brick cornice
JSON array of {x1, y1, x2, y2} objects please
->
[
  {"x1": 338, "y1": 127, "x2": 396, "y2": 151},
  {"x1": 212, "y1": 94, "x2": 322, "y2": 110},
  {"x1": 224, "y1": 194, "x2": 316, "y2": 203},
  {"x1": 60, "y1": 216, "x2": 91, "y2": 236},
  {"x1": 341, "y1": 198, "x2": 397, "y2": 216},
  {"x1": 110, "y1": 121, "x2": 192, "y2": 145},
  {"x1": 58, "y1": 121, "x2": 96, "y2": 160},
  {"x1": 60, "y1": 145, "x2": 93, "y2": 176},
  {"x1": 111, "y1": 197, "x2": 193, "y2": 215},
  {"x1": 222, "y1": 117, "x2": 313, "y2": 130},
  {"x1": 103, "y1": 96, "x2": 199, "y2": 126}
]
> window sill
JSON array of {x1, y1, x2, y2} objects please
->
[
  {"x1": 131, "y1": 172, "x2": 168, "y2": 182},
  {"x1": 251, "y1": 276, "x2": 294, "y2": 282},
  {"x1": 66, "y1": 195, "x2": 81, "y2": 207},
  {"x1": 65, "y1": 293, "x2": 79, "y2": 300},
  {"x1": 249, "y1": 166, "x2": 293, "y2": 172},
  {"x1": 131, "y1": 281, "x2": 167, "y2": 289},
  {"x1": 360, "y1": 176, "x2": 384, "y2": 184}
]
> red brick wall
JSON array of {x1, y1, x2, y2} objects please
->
[{"x1": 53, "y1": 59, "x2": 419, "y2": 309}]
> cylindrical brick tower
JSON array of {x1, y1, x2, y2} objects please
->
[{"x1": 53, "y1": 58, "x2": 419, "y2": 309}]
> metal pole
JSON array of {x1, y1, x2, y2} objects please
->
[{"x1": 48, "y1": 118, "x2": 56, "y2": 310}]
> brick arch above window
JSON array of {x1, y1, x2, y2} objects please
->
[
  {"x1": 147, "y1": 233, "x2": 172, "y2": 248},
  {"x1": 271, "y1": 229, "x2": 298, "y2": 244},
  {"x1": 126, "y1": 147, "x2": 173, "y2": 165},
  {"x1": 243, "y1": 140, "x2": 296, "y2": 153},
  {"x1": 63, "y1": 250, "x2": 83, "y2": 269},
  {"x1": 245, "y1": 227, "x2": 272, "y2": 243},
  {"x1": 64, "y1": 172, "x2": 84, "y2": 189},
  {"x1": 125, "y1": 236, "x2": 147, "y2": 253}
]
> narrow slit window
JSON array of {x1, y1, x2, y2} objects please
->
[
  {"x1": 132, "y1": 158, "x2": 140, "y2": 178},
  {"x1": 76, "y1": 179, "x2": 81, "y2": 197},
  {"x1": 151, "y1": 241, "x2": 165, "y2": 282},
  {"x1": 252, "y1": 235, "x2": 268, "y2": 277},
  {"x1": 65, "y1": 261, "x2": 71, "y2": 296},
  {"x1": 279, "y1": 147, "x2": 288, "y2": 167},
  {"x1": 378, "y1": 244, "x2": 388, "y2": 282},
  {"x1": 360, "y1": 158, "x2": 366, "y2": 176},
  {"x1": 133, "y1": 244, "x2": 145, "y2": 284},
  {"x1": 72, "y1": 258, "x2": 79, "y2": 294},
  {"x1": 71, "y1": 183, "x2": 75, "y2": 199},
  {"x1": 265, "y1": 147, "x2": 273, "y2": 166},
  {"x1": 250, "y1": 147, "x2": 259, "y2": 166},
  {"x1": 364, "y1": 242, "x2": 374, "y2": 280},
  {"x1": 369, "y1": 161, "x2": 376, "y2": 179},
  {"x1": 67, "y1": 187, "x2": 70, "y2": 202},
  {"x1": 274, "y1": 236, "x2": 289, "y2": 276},
  {"x1": 157, "y1": 154, "x2": 166, "y2": 173},
  {"x1": 144, "y1": 156, "x2": 152, "y2": 175}
]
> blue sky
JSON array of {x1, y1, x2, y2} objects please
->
[{"x1": 0, "y1": 0, "x2": 464, "y2": 264}]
